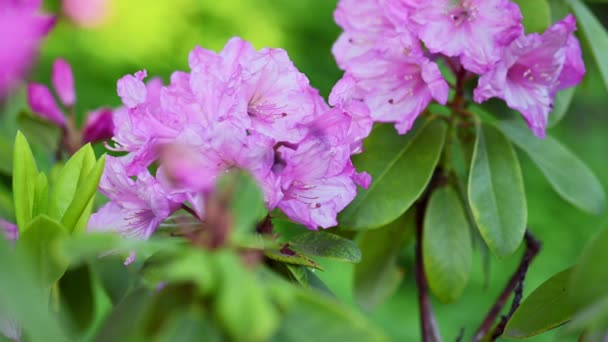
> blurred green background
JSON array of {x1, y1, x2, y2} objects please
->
[{"x1": 16, "y1": 0, "x2": 608, "y2": 340}]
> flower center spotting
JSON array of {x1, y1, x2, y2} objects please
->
[{"x1": 447, "y1": 0, "x2": 478, "y2": 27}]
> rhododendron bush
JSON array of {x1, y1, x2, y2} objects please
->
[{"x1": 1, "y1": 0, "x2": 608, "y2": 341}]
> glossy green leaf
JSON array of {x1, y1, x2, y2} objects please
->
[
  {"x1": 49, "y1": 145, "x2": 91, "y2": 221},
  {"x1": 61, "y1": 155, "x2": 106, "y2": 231},
  {"x1": 468, "y1": 123, "x2": 527, "y2": 258},
  {"x1": 339, "y1": 120, "x2": 447, "y2": 230},
  {"x1": 215, "y1": 253, "x2": 279, "y2": 341},
  {"x1": 513, "y1": 0, "x2": 551, "y2": 33},
  {"x1": 32, "y1": 172, "x2": 48, "y2": 218},
  {"x1": 354, "y1": 211, "x2": 414, "y2": 310},
  {"x1": 264, "y1": 247, "x2": 323, "y2": 270},
  {"x1": 15, "y1": 215, "x2": 69, "y2": 286},
  {"x1": 548, "y1": 87, "x2": 575, "y2": 127},
  {"x1": 423, "y1": 186, "x2": 472, "y2": 303},
  {"x1": 498, "y1": 120, "x2": 605, "y2": 214},
  {"x1": 504, "y1": 268, "x2": 574, "y2": 338},
  {"x1": 13, "y1": 131, "x2": 39, "y2": 231},
  {"x1": 289, "y1": 231, "x2": 361, "y2": 263},
  {"x1": 568, "y1": 0, "x2": 608, "y2": 92},
  {"x1": 570, "y1": 227, "x2": 608, "y2": 311},
  {"x1": 272, "y1": 289, "x2": 386, "y2": 342},
  {"x1": 59, "y1": 264, "x2": 95, "y2": 333}
]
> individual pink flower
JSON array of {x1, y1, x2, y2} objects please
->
[
  {"x1": 342, "y1": 46, "x2": 449, "y2": 134},
  {"x1": 555, "y1": 32, "x2": 586, "y2": 94},
  {"x1": 87, "y1": 157, "x2": 183, "y2": 239},
  {"x1": 82, "y1": 108, "x2": 114, "y2": 143},
  {"x1": 474, "y1": 15, "x2": 580, "y2": 137},
  {"x1": 51, "y1": 58, "x2": 75, "y2": 107},
  {"x1": 0, "y1": 0, "x2": 55, "y2": 99},
  {"x1": 276, "y1": 108, "x2": 370, "y2": 229},
  {"x1": 62, "y1": 0, "x2": 109, "y2": 28},
  {"x1": 408, "y1": 0, "x2": 523, "y2": 74},
  {"x1": 27, "y1": 82, "x2": 66, "y2": 126}
]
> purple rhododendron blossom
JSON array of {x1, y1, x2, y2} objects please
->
[
  {"x1": 474, "y1": 15, "x2": 581, "y2": 137},
  {"x1": 408, "y1": 0, "x2": 523, "y2": 74},
  {"x1": 96, "y1": 37, "x2": 371, "y2": 234},
  {"x1": 88, "y1": 157, "x2": 184, "y2": 239},
  {"x1": 0, "y1": 0, "x2": 54, "y2": 99},
  {"x1": 51, "y1": 58, "x2": 75, "y2": 107}
]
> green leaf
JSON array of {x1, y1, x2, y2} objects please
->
[
  {"x1": 289, "y1": 231, "x2": 361, "y2": 263},
  {"x1": 0, "y1": 239, "x2": 65, "y2": 341},
  {"x1": 215, "y1": 253, "x2": 279, "y2": 341},
  {"x1": 498, "y1": 120, "x2": 605, "y2": 214},
  {"x1": 16, "y1": 111, "x2": 61, "y2": 152},
  {"x1": 354, "y1": 211, "x2": 414, "y2": 310},
  {"x1": 32, "y1": 172, "x2": 49, "y2": 217},
  {"x1": 15, "y1": 215, "x2": 69, "y2": 286},
  {"x1": 272, "y1": 288, "x2": 386, "y2": 342},
  {"x1": 61, "y1": 155, "x2": 106, "y2": 231},
  {"x1": 142, "y1": 249, "x2": 216, "y2": 295},
  {"x1": 513, "y1": 0, "x2": 552, "y2": 33},
  {"x1": 285, "y1": 264, "x2": 335, "y2": 297},
  {"x1": 339, "y1": 120, "x2": 447, "y2": 230},
  {"x1": 58, "y1": 264, "x2": 96, "y2": 333},
  {"x1": 548, "y1": 87, "x2": 575, "y2": 127},
  {"x1": 570, "y1": 226, "x2": 608, "y2": 311},
  {"x1": 94, "y1": 287, "x2": 151, "y2": 342},
  {"x1": 468, "y1": 123, "x2": 527, "y2": 258},
  {"x1": 92, "y1": 257, "x2": 134, "y2": 305},
  {"x1": 504, "y1": 268, "x2": 575, "y2": 338},
  {"x1": 13, "y1": 131, "x2": 39, "y2": 230},
  {"x1": 565, "y1": 296, "x2": 608, "y2": 335},
  {"x1": 264, "y1": 247, "x2": 323, "y2": 270},
  {"x1": 568, "y1": 0, "x2": 608, "y2": 92},
  {"x1": 215, "y1": 171, "x2": 266, "y2": 235},
  {"x1": 157, "y1": 310, "x2": 223, "y2": 342},
  {"x1": 423, "y1": 186, "x2": 472, "y2": 303},
  {"x1": 49, "y1": 144, "x2": 92, "y2": 221}
]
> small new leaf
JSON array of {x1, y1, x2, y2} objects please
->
[{"x1": 13, "y1": 131, "x2": 39, "y2": 231}]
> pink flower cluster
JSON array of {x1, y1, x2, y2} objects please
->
[
  {"x1": 0, "y1": 0, "x2": 55, "y2": 99},
  {"x1": 88, "y1": 37, "x2": 371, "y2": 239},
  {"x1": 333, "y1": 0, "x2": 585, "y2": 137}
]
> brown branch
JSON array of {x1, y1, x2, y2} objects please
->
[{"x1": 472, "y1": 230, "x2": 541, "y2": 342}]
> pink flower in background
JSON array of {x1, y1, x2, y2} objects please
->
[
  {"x1": 474, "y1": 15, "x2": 580, "y2": 137},
  {"x1": 27, "y1": 58, "x2": 115, "y2": 146},
  {"x1": 408, "y1": 0, "x2": 523, "y2": 74},
  {"x1": 0, "y1": 218, "x2": 17, "y2": 241},
  {"x1": 62, "y1": 0, "x2": 109, "y2": 28},
  {"x1": 98, "y1": 37, "x2": 371, "y2": 233},
  {"x1": 82, "y1": 108, "x2": 114, "y2": 143},
  {"x1": 0, "y1": 0, "x2": 55, "y2": 99}
]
